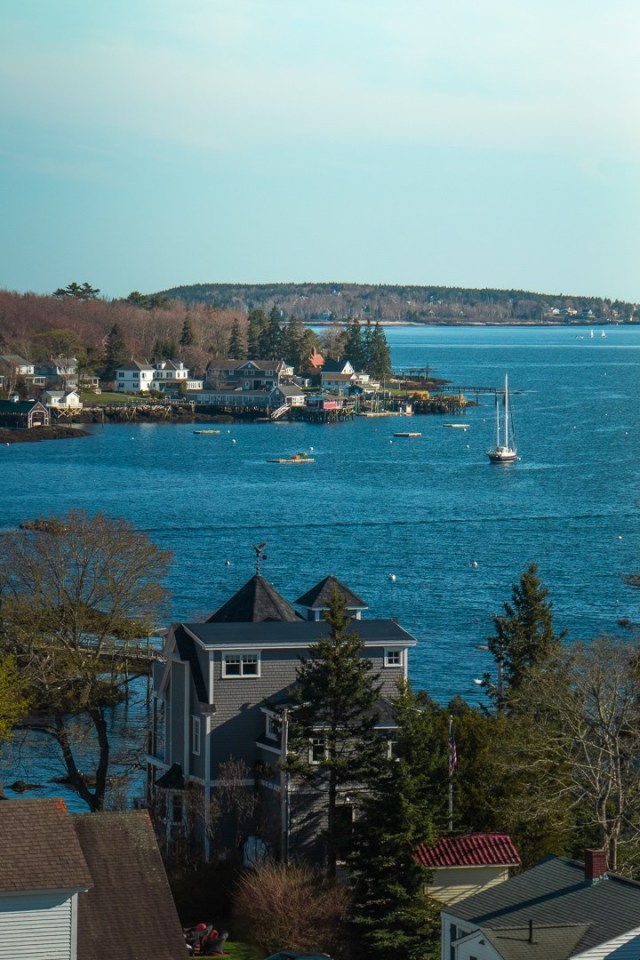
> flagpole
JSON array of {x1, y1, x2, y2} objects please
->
[{"x1": 448, "y1": 716, "x2": 457, "y2": 832}]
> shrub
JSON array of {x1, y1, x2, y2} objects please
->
[{"x1": 232, "y1": 862, "x2": 349, "y2": 958}]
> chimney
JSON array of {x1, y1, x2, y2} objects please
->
[{"x1": 585, "y1": 849, "x2": 608, "y2": 883}]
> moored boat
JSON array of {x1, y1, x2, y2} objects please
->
[{"x1": 487, "y1": 374, "x2": 518, "y2": 463}]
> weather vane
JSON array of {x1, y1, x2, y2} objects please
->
[{"x1": 253, "y1": 542, "x2": 267, "y2": 575}]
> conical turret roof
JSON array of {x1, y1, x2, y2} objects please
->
[
  {"x1": 295, "y1": 574, "x2": 367, "y2": 611},
  {"x1": 206, "y1": 574, "x2": 301, "y2": 623}
]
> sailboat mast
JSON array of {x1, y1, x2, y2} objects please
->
[{"x1": 504, "y1": 374, "x2": 509, "y2": 447}]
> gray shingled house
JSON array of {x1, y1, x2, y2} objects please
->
[
  {"x1": 442, "y1": 850, "x2": 640, "y2": 960},
  {"x1": 147, "y1": 572, "x2": 417, "y2": 863}
]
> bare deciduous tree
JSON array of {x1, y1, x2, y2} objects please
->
[{"x1": 0, "y1": 509, "x2": 171, "y2": 811}]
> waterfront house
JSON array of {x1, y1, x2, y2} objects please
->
[
  {"x1": 0, "y1": 398, "x2": 49, "y2": 429},
  {"x1": 415, "y1": 833, "x2": 520, "y2": 905},
  {"x1": 34, "y1": 356, "x2": 79, "y2": 390},
  {"x1": 206, "y1": 359, "x2": 294, "y2": 391},
  {"x1": 147, "y1": 572, "x2": 417, "y2": 863},
  {"x1": 42, "y1": 389, "x2": 83, "y2": 410},
  {"x1": 0, "y1": 354, "x2": 37, "y2": 391},
  {"x1": 441, "y1": 850, "x2": 640, "y2": 960},
  {"x1": 0, "y1": 799, "x2": 184, "y2": 960},
  {"x1": 151, "y1": 359, "x2": 189, "y2": 394},
  {"x1": 115, "y1": 360, "x2": 155, "y2": 393}
]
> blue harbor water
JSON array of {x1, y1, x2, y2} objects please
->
[{"x1": 1, "y1": 324, "x2": 640, "y2": 804}]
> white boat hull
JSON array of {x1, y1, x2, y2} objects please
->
[{"x1": 487, "y1": 445, "x2": 518, "y2": 463}]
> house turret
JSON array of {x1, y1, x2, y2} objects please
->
[{"x1": 294, "y1": 574, "x2": 368, "y2": 621}]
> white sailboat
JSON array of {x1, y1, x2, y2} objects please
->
[{"x1": 487, "y1": 374, "x2": 518, "y2": 463}]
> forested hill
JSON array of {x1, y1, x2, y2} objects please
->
[{"x1": 157, "y1": 282, "x2": 635, "y2": 325}]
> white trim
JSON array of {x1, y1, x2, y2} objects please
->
[
  {"x1": 384, "y1": 647, "x2": 404, "y2": 668},
  {"x1": 192, "y1": 715, "x2": 201, "y2": 756},
  {"x1": 222, "y1": 651, "x2": 261, "y2": 677}
]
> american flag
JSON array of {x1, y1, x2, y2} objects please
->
[{"x1": 448, "y1": 718, "x2": 458, "y2": 776}]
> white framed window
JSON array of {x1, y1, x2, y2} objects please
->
[
  {"x1": 310, "y1": 737, "x2": 326, "y2": 764},
  {"x1": 387, "y1": 739, "x2": 398, "y2": 760},
  {"x1": 192, "y1": 715, "x2": 201, "y2": 756},
  {"x1": 265, "y1": 714, "x2": 278, "y2": 740},
  {"x1": 384, "y1": 648, "x2": 403, "y2": 668},
  {"x1": 222, "y1": 652, "x2": 260, "y2": 677}
]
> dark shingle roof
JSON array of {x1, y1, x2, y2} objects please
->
[
  {"x1": 416, "y1": 833, "x2": 521, "y2": 868},
  {"x1": 206, "y1": 574, "x2": 301, "y2": 622},
  {"x1": 173, "y1": 623, "x2": 208, "y2": 701},
  {"x1": 183, "y1": 617, "x2": 416, "y2": 649},
  {"x1": 481, "y1": 924, "x2": 592, "y2": 960},
  {"x1": 295, "y1": 575, "x2": 367, "y2": 611},
  {"x1": 450, "y1": 855, "x2": 640, "y2": 956},
  {"x1": 0, "y1": 798, "x2": 92, "y2": 893},
  {"x1": 74, "y1": 810, "x2": 186, "y2": 960}
]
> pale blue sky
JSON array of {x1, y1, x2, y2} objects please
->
[{"x1": 1, "y1": 0, "x2": 639, "y2": 301}]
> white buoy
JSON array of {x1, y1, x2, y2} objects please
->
[
  {"x1": 389, "y1": 573, "x2": 396, "y2": 582},
  {"x1": 225, "y1": 560, "x2": 231, "y2": 566},
  {"x1": 617, "y1": 535, "x2": 623, "y2": 540},
  {"x1": 471, "y1": 560, "x2": 478, "y2": 568},
  {"x1": 232, "y1": 439, "x2": 236, "y2": 444}
]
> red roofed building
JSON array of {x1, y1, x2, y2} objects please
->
[{"x1": 415, "y1": 833, "x2": 521, "y2": 906}]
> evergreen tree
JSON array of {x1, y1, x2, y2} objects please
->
[
  {"x1": 260, "y1": 306, "x2": 284, "y2": 358},
  {"x1": 486, "y1": 563, "x2": 566, "y2": 712},
  {"x1": 228, "y1": 319, "x2": 245, "y2": 359},
  {"x1": 247, "y1": 309, "x2": 267, "y2": 359},
  {"x1": 343, "y1": 320, "x2": 366, "y2": 371},
  {"x1": 288, "y1": 592, "x2": 382, "y2": 878},
  {"x1": 180, "y1": 317, "x2": 195, "y2": 346},
  {"x1": 103, "y1": 323, "x2": 128, "y2": 379},
  {"x1": 282, "y1": 315, "x2": 307, "y2": 370},
  {"x1": 367, "y1": 323, "x2": 392, "y2": 380},
  {"x1": 349, "y1": 682, "x2": 445, "y2": 960}
]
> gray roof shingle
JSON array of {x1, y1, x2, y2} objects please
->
[
  {"x1": 0, "y1": 798, "x2": 92, "y2": 893},
  {"x1": 295, "y1": 575, "x2": 367, "y2": 611},
  {"x1": 451, "y1": 855, "x2": 640, "y2": 956},
  {"x1": 206, "y1": 574, "x2": 301, "y2": 623},
  {"x1": 74, "y1": 810, "x2": 186, "y2": 960}
]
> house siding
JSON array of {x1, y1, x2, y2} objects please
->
[
  {"x1": 428, "y1": 866, "x2": 510, "y2": 905},
  {"x1": 575, "y1": 926, "x2": 640, "y2": 960},
  {"x1": 0, "y1": 892, "x2": 75, "y2": 960}
]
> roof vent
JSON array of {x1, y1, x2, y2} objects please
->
[{"x1": 585, "y1": 848, "x2": 608, "y2": 883}]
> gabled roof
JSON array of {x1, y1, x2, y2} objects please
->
[
  {"x1": 206, "y1": 573, "x2": 301, "y2": 623},
  {"x1": 321, "y1": 358, "x2": 353, "y2": 373},
  {"x1": 0, "y1": 798, "x2": 92, "y2": 893},
  {"x1": 416, "y1": 833, "x2": 521, "y2": 868},
  {"x1": 0, "y1": 400, "x2": 46, "y2": 414},
  {"x1": 295, "y1": 575, "x2": 367, "y2": 611},
  {"x1": 74, "y1": 810, "x2": 186, "y2": 960},
  {"x1": 173, "y1": 624, "x2": 208, "y2": 700},
  {"x1": 117, "y1": 360, "x2": 153, "y2": 371},
  {"x1": 449, "y1": 854, "x2": 640, "y2": 958}
]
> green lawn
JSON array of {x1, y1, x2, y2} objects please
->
[{"x1": 224, "y1": 940, "x2": 262, "y2": 960}]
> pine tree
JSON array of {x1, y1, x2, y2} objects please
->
[
  {"x1": 227, "y1": 319, "x2": 245, "y2": 359},
  {"x1": 287, "y1": 592, "x2": 382, "y2": 878},
  {"x1": 247, "y1": 309, "x2": 267, "y2": 359},
  {"x1": 103, "y1": 323, "x2": 128, "y2": 379},
  {"x1": 343, "y1": 320, "x2": 366, "y2": 371},
  {"x1": 367, "y1": 323, "x2": 392, "y2": 380},
  {"x1": 180, "y1": 317, "x2": 195, "y2": 346},
  {"x1": 487, "y1": 562, "x2": 566, "y2": 710},
  {"x1": 349, "y1": 683, "x2": 444, "y2": 960}
]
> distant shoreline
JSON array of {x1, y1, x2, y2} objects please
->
[{"x1": 0, "y1": 425, "x2": 90, "y2": 445}]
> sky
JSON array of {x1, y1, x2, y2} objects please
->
[{"x1": 1, "y1": 0, "x2": 639, "y2": 302}]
